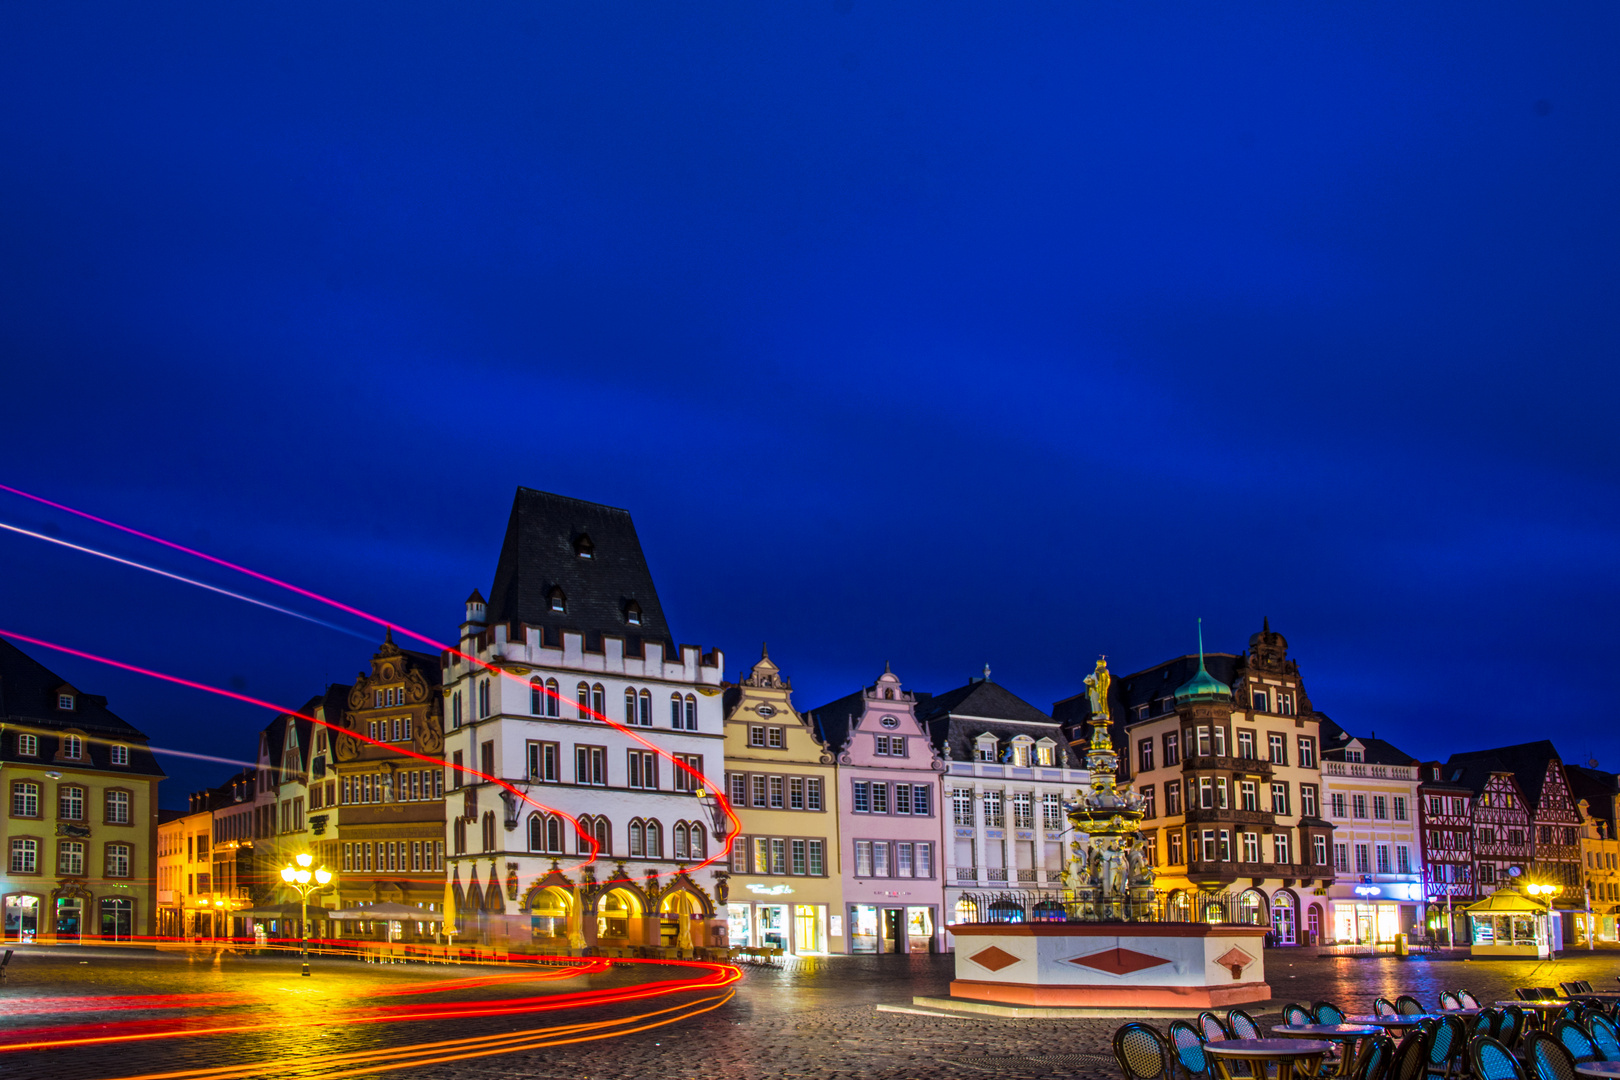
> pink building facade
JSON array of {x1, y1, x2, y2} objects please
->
[{"x1": 808, "y1": 667, "x2": 946, "y2": 953}]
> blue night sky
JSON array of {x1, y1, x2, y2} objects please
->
[{"x1": 2, "y1": 3, "x2": 1616, "y2": 807}]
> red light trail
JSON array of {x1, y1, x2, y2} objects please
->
[{"x1": 0, "y1": 483, "x2": 742, "y2": 876}]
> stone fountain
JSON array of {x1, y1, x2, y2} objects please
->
[{"x1": 944, "y1": 658, "x2": 1271, "y2": 1013}]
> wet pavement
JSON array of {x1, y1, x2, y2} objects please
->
[{"x1": 5, "y1": 944, "x2": 1620, "y2": 1079}]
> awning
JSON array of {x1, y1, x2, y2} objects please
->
[{"x1": 1464, "y1": 890, "x2": 1549, "y2": 915}]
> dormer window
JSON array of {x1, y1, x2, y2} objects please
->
[
  {"x1": 573, "y1": 534, "x2": 594, "y2": 559},
  {"x1": 57, "y1": 694, "x2": 75, "y2": 711},
  {"x1": 548, "y1": 587, "x2": 566, "y2": 613},
  {"x1": 1345, "y1": 749, "x2": 1364, "y2": 763},
  {"x1": 110, "y1": 745, "x2": 129, "y2": 766},
  {"x1": 975, "y1": 738, "x2": 998, "y2": 763},
  {"x1": 62, "y1": 735, "x2": 83, "y2": 759},
  {"x1": 625, "y1": 600, "x2": 643, "y2": 626}
]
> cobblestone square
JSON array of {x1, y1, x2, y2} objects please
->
[{"x1": 7, "y1": 946, "x2": 1620, "y2": 1080}]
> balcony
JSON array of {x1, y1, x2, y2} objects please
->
[
  {"x1": 1323, "y1": 760, "x2": 1419, "y2": 781},
  {"x1": 1184, "y1": 807, "x2": 1278, "y2": 826},
  {"x1": 1188, "y1": 860, "x2": 1334, "y2": 889},
  {"x1": 955, "y1": 868, "x2": 979, "y2": 883},
  {"x1": 1183, "y1": 755, "x2": 1274, "y2": 775}
]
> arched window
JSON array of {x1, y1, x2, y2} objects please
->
[
  {"x1": 453, "y1": 818, "x2": 467, "y2": 855},
  {"x1": 625, "y1": 687, "x2": 638, "y2": 724},
  {"x1": 548, "y1": 587, "x2": 566, "y2": 613},
  {"x1": 688, "y1": 823, "x2": 705, "y2": 860},
  {"x1": 544, "y1": 679, "x2": 560, "y2": 717},
  {"x1": 954, "y1": 897, "x2": 979, "y2": 924},
  {"x1": 546, "y1": 816, "x2": 563, "y2": 853},
  {"x1": 591, "y1": 684, "x2": 605, "y2": 716},
  {"x1": 644, "y1": 820, "x2": 662, "y2": 859},
  {"x1": 638, "y1": 690, "x2": 651, "y2": 726},
  {"x1": 531, "y1": 679, "x2": 544, "y2": 715},
  {"x1": 629, "y1": 819, "x2": 645, "y2": 858},
  {"x1": 670, "y1": 693, "x2": 682, "y2": 728},
  {"x1": 528, "y1": 814, "x2": 545, "y2": 852},
  {"x1": 576, "y1": 815, "x2": 595, "y2": 855},
  {"x1": 576, "y1": 682, "x2": 591, "y2": 719},
  {"x1": 674, "y1": 823, "x2": 689, "y2": 860},
  {"x1": 594, "y1": 817, "x2": 610, "y2": 856},
  {"x1": 683, "y1": 695, "x2": 697, "y2": 731},
  {"x1": 481, "y1": 811, "x2": 497, "y2": 851},
  {"x1": 625, "y1": 600, "x2": 642, "y2": 626}
]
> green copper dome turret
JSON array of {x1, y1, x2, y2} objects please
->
[{"x1": 1174, "y1": 619, "x2": 1232, "y2": 705}]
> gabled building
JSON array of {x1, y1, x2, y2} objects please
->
[
  {"x1": 0, "y1": 636, "x2": 165, "y2": 944},
  {"x1": 333, "y1": 633, "x2": 446, "y2": 941},
  {"x1": 1318, "y1": 719, "x2": 1424, "y2": 945},
  {"x1": 441, "y1": 489, "x2": 725, "y2": 954},
  {"x1": 913, "y1": 668, "x2": 1087, "y2": 948},
  {"x1": 807, "y1": 666, "x2": 945, "y2": 954},
  {"x1": 721, "y1": 647, "x2": 840, "y2": 955},
  {"x1": 1448, "y1": 742, "x2": 1583, "y2": 930},
  {"x1": 1076, "y1": 622, "x2": 1335, "y2": 946},
  {"x1": 1417, "y1": 762, "x2": 1475, "y2": 945},
  {"x1": 1443, "y1": 760, "x2": 1534, "y2": 897},
  {"x1": 1566, "y1": 763, "x2": 1620, "y2": 945}
]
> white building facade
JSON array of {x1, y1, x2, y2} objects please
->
[
  {"x1": 1319, "y1": 721, "x2": 1425, "y2": 946},
  {"x1": 440, "y1": 489, "x2": 727, "y2": 955}
]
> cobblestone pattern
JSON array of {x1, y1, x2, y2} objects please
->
[{"x1": 7, "y1": 946, "x2": 1620, "y2": 1080}]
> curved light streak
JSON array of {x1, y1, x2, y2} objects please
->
[{"x1": 0, "y1": 483, "x2": 741, "y2": 875}]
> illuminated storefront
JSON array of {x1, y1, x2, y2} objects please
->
[
  {"x1": 726, "y1": 899, "x2": 829, "y2": 954},
  {"x1": 1327, "y1": 883, "x2": 1422, "y2": 944},
  {"x1": 848, "y1": 903, "x2": 934, "y2": 953}
]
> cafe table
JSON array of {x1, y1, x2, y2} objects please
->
[
  {"x1": 1344, "y1": 1014, "x2": 1430, "y2": 1029},
  {"x1": 1205, "y1": 1038, "x2": 1334, "y2": 1080},
  {"x1": 1574, "y1": 1065, "x2": 1620, "y2": 1078},
  {"x1": 1270, "y1": 1025, "x2": 1383, "y2": 1077},
  {"x1": 1496, "y1": 1000, "x2": 1566, "y2": 1030}
]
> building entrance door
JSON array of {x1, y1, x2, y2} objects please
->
[
  {"x1": 55, "y1": 898, "x2": 83, "y2": 942},
  {"x1": 793, "y1": 905, "x2": 820, "y2": 953},
  {"x1": 881, "y1": 908, "x2": 903, "y2": 953},
  {"x1": 1271, "y1": 894, "x2": 1296, "y2": 945}
]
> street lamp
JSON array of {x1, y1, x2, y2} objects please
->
[{"x1": 279, "y1": 852, "x2": 334, "y2": 977}]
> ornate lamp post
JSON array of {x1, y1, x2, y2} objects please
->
[{"x1": 279, "y1": 853, "x2": 334, "y2": 977}]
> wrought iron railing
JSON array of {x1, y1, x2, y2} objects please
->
[{"x1": 949, "y1": 889, "x2": 1270, "y2": 927}]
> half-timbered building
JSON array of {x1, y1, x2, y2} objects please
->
[
  {"x1": 1417, "y1": 762, "x2": 1474, "y2": 944},
  {"x1": 1443, "y1": 761, "x2": 1533, "y2": 897}
]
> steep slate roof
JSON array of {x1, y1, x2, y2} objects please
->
[
  {"x1": 1565, "y1": 764, "x2": 1619, "y2": 827},
  {"x1": 262, "y1": 683, "x2": 348, "y2": 774},
  {"x1": 1318, "y1": 715, "x2": 1418, "y2": 766},
  {"x1": 0, "y1": 635, "x2": 165, "y2": 778},
  {"x1": 1447, "y1": 741, "x2": 1564, "y2": 810},
  {"x1": 803, "y1": 687, "x2": 871, "y2": 753},
  {"x1": 484, "y1": 487, "x2": 674, "y2": 654},
  {"x1": 914, "y1": 677, "x2": 1082, "y2": 766}
]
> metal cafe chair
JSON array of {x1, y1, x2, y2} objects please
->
[
  {"x1": 1526, "y1": 1032, "x2": 1580, "y2": 1080},
  {"x1": 1429, "y1": 1014, "x2": 1465, "y2": 1080},
  {"x1": 1315, "y1": 1002, "x2": 1348, "y2": 1025},
  {"x1": 1351, "y1": 1034, "x2": 1397, "y2": 1080},
  {"x1": 1398, "y1": 996, "x2": 1428, "y2": 1017},
  {"x1": 1460, "y1": 992, "x2": 1483, "y2": 1011},
  {"x1": 1587, "y1": 1015, "x2": 1620, "y2": 1062},
  {"x1": 1117, "y1": 1023, "x2": 1177, "y2": 1080},
  {"x1": 1469, "y1": 1037, "x2": 1528, "y2": 1080},
  {"x1": 1550, "y1": 1020, "x2": 1599, "y2": 1065},
  {"x1": 1498, "y1": 1007, "x2": 1528, "y2": 1051},
  {"x1": 1169, "y1": 1020, "x2": 1213, "y2": 1080},
  {"x1": 1228, "y1": 1010, "x2": 1263, "y2": 1040},
  {"x1": 1201, "y1": 1011, "x2": 1235, "y2": 1043},
  {"x1": 1374, "y1": 999, "x2": 1400, "y2": 1019},
  {"x1": 1391, "y1": 1030, "x2": 1434, "y2": 1080},
  {"x1": 1439, "y1": 993, "x2": 1464, "y2": 1013},
  {"x1": 1284, "y1": 1004, "x2": 1314, "y2": 1027}
]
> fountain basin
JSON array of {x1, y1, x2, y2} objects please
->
[{"x1": 949, "y1": 921, "x2": 1270, "y2": 1009}]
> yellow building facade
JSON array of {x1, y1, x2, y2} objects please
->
[{"x1": 721, "y1": 649, "x2": 842, "y2": 954}]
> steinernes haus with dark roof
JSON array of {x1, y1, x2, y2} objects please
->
[
  {"x1": 1, "y1": 636, "x2": 165, "y2": 944},
  {"x1": 913, "y1": 669, "x2": 1089, "y2": 950},
  {"x1": 441, "y1": 488, "x2": 726, "y2": 955}
]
